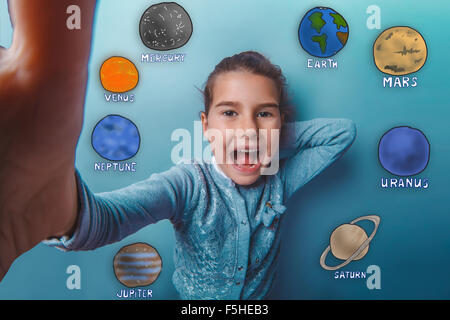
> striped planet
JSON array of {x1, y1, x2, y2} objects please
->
[{"x1": 113, "y1": 243, "x2": 162, "y2": 287}]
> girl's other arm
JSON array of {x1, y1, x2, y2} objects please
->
[{"x1": 279, "y1": 118, "x2": 356, "y2": 200}]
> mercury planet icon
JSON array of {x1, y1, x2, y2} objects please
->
[{"x1": 320, "y1": 215, "x2": 380, "y2": 271}]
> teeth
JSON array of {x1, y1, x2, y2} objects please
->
[{"x1": 236, "y1": 149, "x2": 258, "y2": 153}]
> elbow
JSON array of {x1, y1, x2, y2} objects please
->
[
  {"x1": 345, "y1": 119, "x2": 357, "y2": 145},
  {"x1": 342, "y1": 120, "x2": 357, "y2": 156},
  {"x1": 335, "y1": 118, "x2": 357, "y2": 151}
]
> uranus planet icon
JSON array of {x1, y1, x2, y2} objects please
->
[
  {"x1": 92, "y1": 115, "x2": 140, "y2": 161},
  {"x1": 378, "y1": 126, "x2": 430, "y2": 176}
]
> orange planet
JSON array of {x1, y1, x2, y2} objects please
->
[{"x1": 100, "y1": 56, "x2": 139, "y2": 93}]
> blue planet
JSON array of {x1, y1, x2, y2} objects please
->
[
  {"x1": 378, "y1": 126, "x2": 430, "y2": 176},
  {"x1": 298, "y1": 7, "x2": 349, "y2": 58},
  {"x1": 92, "y1": 115, "x2": 140, "y2": 161}
]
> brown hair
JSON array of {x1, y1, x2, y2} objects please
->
[{"x1": 201, "y1": 51, "x2": 294, "y2": 121}]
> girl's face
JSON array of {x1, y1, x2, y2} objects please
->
[{"x1": 201, "y1": 71, "x2": 283, "y2": 186}]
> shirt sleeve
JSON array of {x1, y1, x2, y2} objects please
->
[
  {"x1": 279, "y1": 118, "x2": 356, "y2": 200},
  {"x1": 42, "y1": 164, "x2": 196, "y2": 251}
]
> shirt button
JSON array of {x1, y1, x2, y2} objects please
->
[
  {"x1": 237, "y1": 266, "x2": 243, "y2": 271},
  {"x1": 236, "y1": 281, "x2": 241, "y2": 285},
  {"x1": 241, "y1": 220, "x2": 246, "y2": 225}
]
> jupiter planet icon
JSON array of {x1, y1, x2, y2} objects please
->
[
  {"x1": 320, "y1": 215, "x2": 380, "y2": 271},
  {"x1": 114, "y1": 243, "x2": 162, "y2": 287}
]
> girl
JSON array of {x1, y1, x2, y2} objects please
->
[
  {"x1": 0, "y1": 2, "x2": 355, "y2": 300},
  {"x1": 44, "y1": 51, "x2": 356, "y2": 299}
]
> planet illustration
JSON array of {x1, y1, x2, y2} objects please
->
[
  {"x1": 114, "y1": 243, "x2": 162, "y2": 288},
  {"x1": 373, "y1": 26, "x2": 427, "y2": 76},
  {"x1": 139, "y1": 2, "x2": 193, "y2": 51},
  {"x1": 91, "y1": 115, "x2": 140, "y2": 161},
  {"x1": 298, "y1": 7, "x2": 349, "y2": 58},
  {"x1": 100, "y1": 57, "x2": 139, "y2": 93},
  {"x1": 320, "y1": 215, "x2": 380, "y2": 271},
  {"x1": 378, "y1": 126, "x2": 430, "y2": 176}
]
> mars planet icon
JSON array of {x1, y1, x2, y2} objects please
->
[
  {"x1": 373, "y1": 26, "x2": 427, "y2": 76},
  {"x1": 320, "y1": 215, "x2": 380, "y2": 271}
]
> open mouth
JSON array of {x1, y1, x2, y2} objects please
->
[{"x1": 230, "y1": 147, "x2": 261, "y2": 173}]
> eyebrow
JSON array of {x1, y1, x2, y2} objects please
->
[{"x1": 214, "y1": 101, "x2": 279, "y2": 108}]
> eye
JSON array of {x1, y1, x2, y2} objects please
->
[
  {"x1": 257, "y1": 111, "x2": 272, "y2": 118},
  {"x1": 223, "y1": 110, "x2": 237, "y2": 117}
]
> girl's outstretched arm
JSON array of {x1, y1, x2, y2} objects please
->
[
  {"x1": 279, "y1": 118, "x2": 357, "y2": 200},
  {"x1": 0, "y1": 1, "x2": 96, "y2": 282},
  {"x1": 44, "y1": 165, "x2": 196, "y2": 251}
]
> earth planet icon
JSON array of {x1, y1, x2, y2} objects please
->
[
  {"x1": 298, "y1": 7, "x2": 349, "y2": 58},
  {"x1": 320, "y1": 215, "x2": 380, "y2": 271}
]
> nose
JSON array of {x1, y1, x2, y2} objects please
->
[
  {"x1": 237, "y1": 113, "x2": 258, "y2": 136},
  {"x1": 234, "y1": 113, "x2": 258, "y2": 146}
]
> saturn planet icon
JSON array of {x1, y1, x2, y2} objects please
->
[{"x1": 320, "y1": 215, "x2": 380, "y2": 271}]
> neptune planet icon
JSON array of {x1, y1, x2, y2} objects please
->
[{"x1": 91, "y1": 115, "x2": 140, "y2": 161}]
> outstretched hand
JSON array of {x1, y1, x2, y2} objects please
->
[{"x1": 0, "y1": 0, "x2": 96, "y2": 282}]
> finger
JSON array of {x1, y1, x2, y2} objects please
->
[{"x1": 8, "y1": 0, "x2": 97, "y2": 74}]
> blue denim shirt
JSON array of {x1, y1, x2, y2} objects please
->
[{"x1": 44, "y1": 118, "x2": 356, "y2": 299}]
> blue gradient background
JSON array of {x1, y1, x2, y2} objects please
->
[{"x1": 1, "y1": 0, "x2": 449, "y2": 299}]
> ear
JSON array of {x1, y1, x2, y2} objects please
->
[
  {"x1": 200, "y1": 112, "x2": 209, "y2": 140},
  {"x1": 280, "y1": 112, "x2": 285, "y2": 127}
]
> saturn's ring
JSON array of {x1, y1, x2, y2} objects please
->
[{"x1": 319, "y1": 215, "x2": 381, "y2": 271}]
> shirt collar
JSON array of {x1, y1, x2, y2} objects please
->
[{"x1": 211, "y1": 156, "x2": 235, "y2": 187}]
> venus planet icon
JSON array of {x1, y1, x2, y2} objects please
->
[
  {"x1": 320, "y1": 215, "x2": 380, "y2": 271},
  {"x1": 373, "y1": 26, "x2": 427, "y2": 76},
  {"x1": 100, "y1": 56, "x2": 139, "y2": 93}
]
